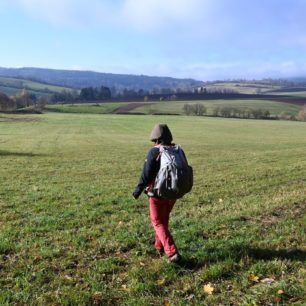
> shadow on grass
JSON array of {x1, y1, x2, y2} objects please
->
[
  {"x1": 176, "y1": 257, "x2": 202, "y2": 270},
  {"x1": 176, "y1": 246, "x2": 306, "y2": 272},
  {"x1": 0, "y1": 150, "x2": 45, "y2": 157},
  {"x1": 248, "y1": 248, "x2": 306, "y2": 261}
]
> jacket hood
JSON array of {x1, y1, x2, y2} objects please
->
[{"x1": 149, "y1": 124, "x2": 173, "y2": 144}]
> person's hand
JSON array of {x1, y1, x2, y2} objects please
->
[{"x1": 132, "y1": 191, "x2": 140, "y2": 199}]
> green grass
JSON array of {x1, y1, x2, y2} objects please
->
[
  {"x1": 203, "y1": 82, "x2": 280, "y2": 94},
  {"x1": 46, "y1": 103, "x2": 124, "y2": 114},
  {"x1": 133, "y1": 99, "x2": 301, "y2": 116},
  {"x1": 0, "y1": 85, "x2": 53, "y2": 98},
  {"x1": 0, "y1": 113, "x2": 305, "y2": 305},
  {"x1": 200, "y1": 81, "x2": 306, "y2": 97},
  {"x1": 46, "y1": 99, "x2": 302, "y2": 117},
  {"x1": 269, "y1": 91, "x2": 306, "y2": 98},
  {"x1": 0, "y1": 85, "x2": 20, "y2": 97}
]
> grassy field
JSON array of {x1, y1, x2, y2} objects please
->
[
  {"x1": 269, "y1": 91, "x2": 306, "y2": 98},
  {"x1": 132, "y1": 100, "x2": 301, "y2": 116},
  {"x1": 0, "y1": 113, "x2": 305, "y2": 305},
  {"x1": 47, "y1": 100, "x2": 302, "y2": 117},
  {"x1": 202, "y1": 82, "x2": 280, "y2": 95},
  {"x1": 201, "y1": 82, "x2": 306, "y2": 97},
  {"x1": 46, "y1": 103, "x2": 124, "y2": 114}
]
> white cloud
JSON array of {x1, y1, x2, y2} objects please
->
[
  {"x1": 120, "y1": 0, "x2": 212, "y2": 32},
  {"x1": 12, "y1": 0, "x2": 77, "y2": 26},
  {"x1": 5, "y1": 0, "x2": 306, "y2": 39},
  {"x1": 5, "y1": 0, "x2": 218, "y2": 32},
  {"x1": 6, "y1": 0, "x2": 116, "y2": 28}
]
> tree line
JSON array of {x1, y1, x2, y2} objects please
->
[
  {"x1": 211, "y1": 106, "x2": 271, "y2": 119},
  {"x1": 182, "y1": 104, "x2": 272, "y2": 119},
  {"x1": 183, "y1": 104, "x2": 207, "y2": 116},
  {"x1": 0, "y1": 89, "x2": 48, "y2": 112},
  {"x1": 49, "y1": 85, "x2": 245, "y2": 103},
  {"x1": 182, "y1": 104, "x2": 306, "y2": 121},
  {"x1": 51, "y1": 86, "x2": 111, "y2": 102}
]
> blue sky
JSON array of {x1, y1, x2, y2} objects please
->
[{"x1": 1, "y1": 0, "x2": 306, "y2": 81}]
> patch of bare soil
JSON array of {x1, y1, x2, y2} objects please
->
[
  {"x1": 262, "y1": 201, "x2": 305, "y2": 225},
  {"x1": 271, "y1": 98, "x2": 306, "y2": 106},
  {"x1": 0, "y1": 117, "x2": 41, "y2": 123},
  {"x1": 112, "y1": 103, "x2": 152, "y2": 114},
  {"x1": 239, "y1": 201, "x2": 306, "y2": 227}
]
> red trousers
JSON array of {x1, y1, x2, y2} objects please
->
[{"x1": 149, "y1": 197, "x2": 178, "y2": 257}]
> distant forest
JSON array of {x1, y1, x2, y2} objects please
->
[{"x1": 50, "y1": 85, "x2": 242, "y2": 103}]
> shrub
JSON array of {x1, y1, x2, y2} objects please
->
[
  {"x1": 297, "y1": 105, "x2": 306, "y2": 121},
  {"x1": 194, "y1": 103, "x2": 206, "y2": 116},
  {"x1": 183, "y1": 104, "x2": 193, "y2": 115},
  {"x1": 278, "y1": 111, "x2": 292, "y2": 120},
  {"x1": 182, "y1": 103, "x2": 206, "y2": 116},
  {"x1": 212, "y1": 107, "x2": 220, "y2": 117},
  {"x1": 170, "y1": 95, "x2": 177, "y2": 101},
  {"x1": 211, "y1": 107, "x2": 271, "y2": 119}
]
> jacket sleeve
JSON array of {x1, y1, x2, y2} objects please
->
[
  {"x1": 181, "y1": 148, "x2": 188, "y2": 164},
  {"x1": 133, "y1": 147, "x2": 160, "y2": 197}
]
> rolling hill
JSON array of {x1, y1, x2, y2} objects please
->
[
  {"x1": 0, "y1": 76, "x2": 76, "y2": 97},
  {"x1": 0, "y1": 67, "x2": 203, "y2": 92},
  {"x1": 197, "y1": 80, "x2": 306, "y2": 97}
]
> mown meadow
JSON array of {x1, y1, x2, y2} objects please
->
[
  {"x1": 130, "y1": 100, "x2": 301, "y2": 117},
  {"x1": 0, "y1": 113, "x2": 305, "y2": 305}
]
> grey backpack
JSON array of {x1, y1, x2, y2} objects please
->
[{"x1": 153, "y1": 145, "x2": 193, "y2": 199}]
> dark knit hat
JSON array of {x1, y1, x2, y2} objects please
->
[{"x1": 150, "y1": 124, "x2": 173, "y2": 144}]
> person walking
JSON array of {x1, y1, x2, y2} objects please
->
[{"x1": 133, "y1": 124, "x2": 185, "y2": 263}]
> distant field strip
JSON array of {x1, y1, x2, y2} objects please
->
[
  {"x1": 47, "y1": 99, "x2": 302, "y2": 116},
  {"x1": 131, "y1": 99, "x2": 302, "y2": 116},
  {"x1": 46, "y1": 103, "x2": 124, "y2": 114}
]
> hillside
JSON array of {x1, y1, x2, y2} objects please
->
[
  {"x1": 0, "y1": 76, "x2": 76, "y2": 97},
  {"x1": 198, "y1": 80, "x2": 306, "y2": 97},
  {"x1": 0, "y1": 67, "x2": 203, "y2": 92}
]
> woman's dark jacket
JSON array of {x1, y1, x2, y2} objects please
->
[
  {"x1": 133, "y1": 144, "x2": 187, "y2": 199},
  {"x1": 133, "y1": 147, "x2": 160, "y2": 198}
]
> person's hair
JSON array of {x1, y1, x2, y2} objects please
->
[
  {"x1": 155, "y1": 138, "x2": 171, "y2": 145},
  {"x1": 150, "y1": 124, "x2": 173, "y2": 145}
]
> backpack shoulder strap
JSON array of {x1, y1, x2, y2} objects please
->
[{"x1": 154, "y1": 144, "x2": 163, "y2": 161}]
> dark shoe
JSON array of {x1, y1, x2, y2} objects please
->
[
  {"x1": 169, "y1": 253, "x2": 181, "y2": 263},
  {"x1": 156, "y1": 248, "x2": 164, "y2": 256}
]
